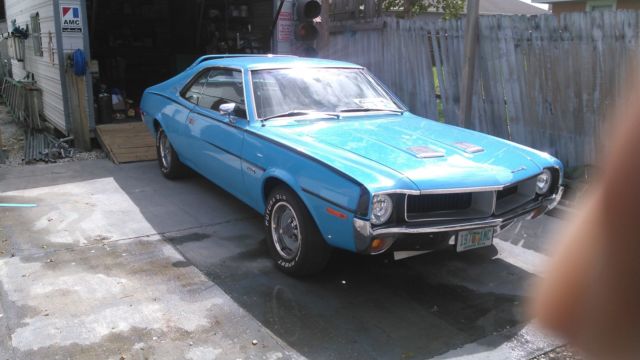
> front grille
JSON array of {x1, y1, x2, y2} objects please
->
[
  {"x1": 494, "y1": 178, "x2": 537, "y2": 214},
  {"x1": 406, "y1": 193, "x2": 472, "y2": 214},
  {"x1": 497, "y1": 185, "x2": 518, "y2": 200},
  {"x1": 403, "y1": 177, "x2": 540, "y2": 222},
  {"x1": 405, "y1": 192, "x2": 495, "y2": 221}
]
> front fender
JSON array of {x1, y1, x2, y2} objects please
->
[{"x1": 258, "y1": 170, "x2": 360, "y2": 252}]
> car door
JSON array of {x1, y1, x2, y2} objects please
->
[{"x1": 185, "y1": 67, "x2": 248, "y2": 197}]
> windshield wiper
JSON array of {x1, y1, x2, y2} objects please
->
[
  {"x1": 261, "y1": 110, "x2": 341, "y2": 122},
  {"x1": 338, "y1": 108, "x2": 405, "y2": 114}
]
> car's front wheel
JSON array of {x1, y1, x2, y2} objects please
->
[
  {"x1": 265, "y1": 186, "x2": 331, "y2": 276},
  {"x1": 156, "y1": 127, "x2": 186, "y2": 179}
]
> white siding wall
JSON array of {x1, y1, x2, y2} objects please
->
[{"x1": 5, "y1": 0, "x2": 66, "y2": 132}]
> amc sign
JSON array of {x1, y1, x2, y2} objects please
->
[{"x1": 61, "y1": 6, "x2": 82, "y2": 33}]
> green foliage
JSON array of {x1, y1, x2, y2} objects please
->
[{"x1": 381, "y1": 0, "x2": 465, "y2": 19}]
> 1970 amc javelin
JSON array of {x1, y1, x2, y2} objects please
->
[{"x1": 141, "y1": 54, "x2": 564, "y2": 276}]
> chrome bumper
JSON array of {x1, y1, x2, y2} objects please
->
[{"x1": 353, "y1": 187, "x2": 564, "y2": 253}]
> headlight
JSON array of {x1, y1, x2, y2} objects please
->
[
  {"x1": 371, "y1": 194, "x2": 393, "y2": 225},
  {"x1": 536, "y1": 169, "x2": 552, "y2": 194}
]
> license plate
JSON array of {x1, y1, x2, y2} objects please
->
[{"x1": 456, "y1": 228, "x2": 494, "y2": 252}]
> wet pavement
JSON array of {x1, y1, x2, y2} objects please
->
[
  {"x1": 167, "y1": 223, "x2": 556, "y2": 359},
  {"x1": 0, "y1": 159, "x2": 563, "y2": 359}
]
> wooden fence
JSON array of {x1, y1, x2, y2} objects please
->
[{"x1": 320, "y1": 11, "x2": 640, "y2": 169}]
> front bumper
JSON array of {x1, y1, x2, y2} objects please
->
[{"x1": 353, "y1": 187, "x2": 564, "y2": 254}]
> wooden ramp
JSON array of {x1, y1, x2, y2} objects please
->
[{"x1": 96, "y1": 122, "x2": 157, "y2": 164}]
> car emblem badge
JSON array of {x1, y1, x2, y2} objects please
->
[
  {"x1": 511, "y1": 166, "x2": 527, "y2": 174},
  {"x1": 453, "y1": 142, "x2": 484, "y2": 153},
  {"x1": 407, "y1": 146, "x2": 445, "y2": 159}
]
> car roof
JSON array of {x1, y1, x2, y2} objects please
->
[{"x1": 192, "y1": 55, "x2": 363, "y2": 71}]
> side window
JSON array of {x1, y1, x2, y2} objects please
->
[
  {"x1": 200, "y1": 69, "x2": 246, "y2": 118},
  {"x1": 30, "y1": 13, "x2": 43, "y2": 57},
  {"x1": 183, "y1": 72, "x2": 209, "y2": 105}
]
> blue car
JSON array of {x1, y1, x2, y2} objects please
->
[{"x1": 141, "y1": 54, "x2": 564, "y2": 276}]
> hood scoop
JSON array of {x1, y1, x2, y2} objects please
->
[
  {"x1": 406, "y1": 146, "x2": 445, "y2": 159},
  {"x1": 453, "y1": 142, "x2": 484, "y2": 154}
]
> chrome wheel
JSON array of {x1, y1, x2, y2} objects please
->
[
  {"x1": 270, "y1": 202, "x2": 301, "y2": 260},
  {"x1": 159, "y1": 131, "x2": 171, "y2": 170}
]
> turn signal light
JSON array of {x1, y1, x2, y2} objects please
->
[
  {"x1": 371, "y1": 238, "x2": 385, "y2": 251},
  {"x1": 370, "y1": 237, "x2": 396, "y2": 254}
]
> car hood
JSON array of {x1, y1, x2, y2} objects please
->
[{"x1": 257, "y1": 114, "x2": 560, "y2": 192}]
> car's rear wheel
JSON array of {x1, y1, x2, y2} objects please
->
[
  {"x1": 156, "y1": 127, "x2": 186, "y2": 179},
  {"x1": 265, "y1": 186, "x2": 331, "y2": 276}
]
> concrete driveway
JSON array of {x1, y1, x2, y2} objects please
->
[{"x1": 0, "y1": 159, "x2": 563, "y2": 359}]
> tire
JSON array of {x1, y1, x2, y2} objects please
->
[
  {"x1": 156, "y1": 127, "x2": 187, "y2": 179},
  {"x1": 265, "y1": 186, "x2": 331, "y2": 276}
]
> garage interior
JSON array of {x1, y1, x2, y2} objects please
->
[
  {"x1": 85, "y1": 0, "x2": 274, "y2": 163},
  {"x1": 87, "y1": 0, "x2": 274, "y2": 122}
]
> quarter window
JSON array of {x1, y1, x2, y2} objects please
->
[
  {"x1": 200, "y1": 69, "x2": 245, "y2": 117},
  {"x1": 183, "y1": 72, "x2": 209, "y2": 105}
]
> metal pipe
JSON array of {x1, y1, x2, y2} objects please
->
[
  {"x1": 36, "y1": 133, "x2": 40, "y2": 161},
  {"x1": 29, "y1": 130, "x2": 33, "y2": 163},
  {"x1": 38, "y1": 133, "x2": 44, "y2": 161},
  {"x1": 33, "y1": 132, "x2": 38, "y2": 161},
  {"x1": 28, "y1": 130, "x2": 33, "y2": 163},
  {"x1": 23, "y1": 130, "x2": 28, "y2": 162}
]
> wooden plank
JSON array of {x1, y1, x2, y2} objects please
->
[
  {"x1": 96, "y1": 122, "x2": 149, "y2": 131},
  {"x1": 478, "y1": 16, "x2": 508, "y2": 138},
  {"x1": 444, "y1": 19, "x2": 460, "y2": 124},
  {"x1": 509, "y1": 16, "x2": 530, "y2": 146},
  {"x1": 505, "y1": 16, "x2": 526, "y2": 144},
  {"x1": 108, "y1": 147, "x2": 157, "y2": 156},
  {"x1": 96, "y1": 122, "x2": 157, "y2": 164},
  {"x1": 429, "y1": 21, "x2": 446, "y2": 122},
  {"x1": 438, "y1": 20, "x2": 455, "y2": 123},
  {"x1": 95, "y1": 126, "x2": 119, "y2": 165},
  {"x1": 109, "y1": 142, "x2": 156, "y2": 150},
  {"x1": 524, "y1": 16, "x2": 540, "y2": 149},
  {"x1": 420, "y1": 25, "x2": 439, "y2": 120},
  {"x1": 460, "y1": 0, "x2": 479, "y2": 128},
  {"x1": 495, "y1": 16, "x2": 516, "y2": 140},
  {"x1": 578, "y1": 12, "x2": 595, "y2": 166}
]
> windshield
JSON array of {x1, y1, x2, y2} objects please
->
[{"x1": 251, "y1": 68, "x2": 402, "y2": 120}]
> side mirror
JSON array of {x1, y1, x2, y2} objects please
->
[
  {"x1": 219, "y1": 103, "x2": 236, "y2": 116},
  {"x1": 186, "y1": 94, "x2": 199, "y2": 104}
]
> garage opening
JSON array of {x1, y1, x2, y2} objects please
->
[
  {"x1": 85, "y1": 0, "x2": 273, "y2": 163},
  {"x1": 86, "y1": 0, "x2": 274, "y2": 124}
]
